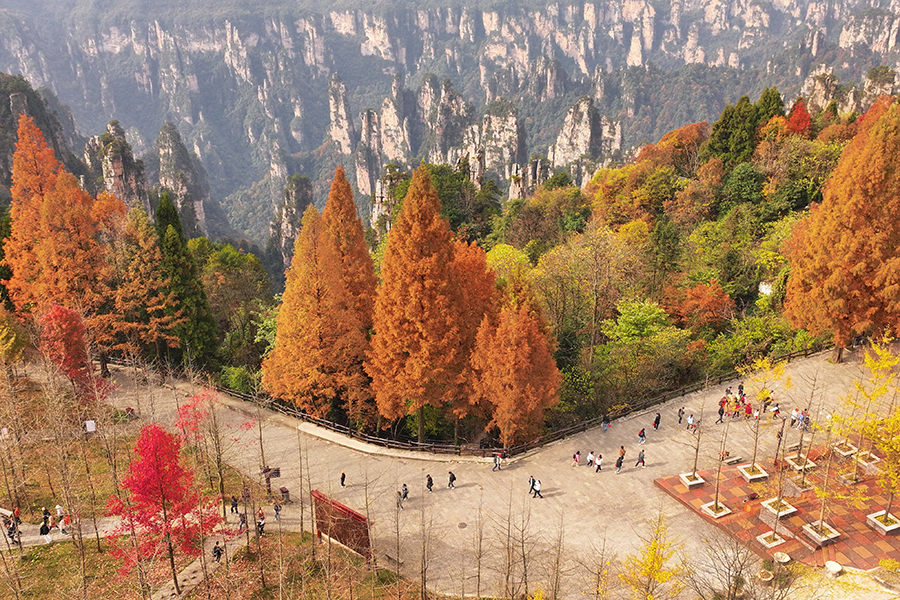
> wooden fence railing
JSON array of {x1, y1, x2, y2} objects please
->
[{"x1": 110, "y1": 341, "x2": 832, "y2": 459}]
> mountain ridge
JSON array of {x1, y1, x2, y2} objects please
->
[{"x1": 0, "y1": 1, "x2": 896, "y2": 240}]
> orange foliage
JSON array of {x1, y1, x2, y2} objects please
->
[
  {"x1": 366, "y1": 166, "x2": 462, "y2": 439},
  {"x1": 263, "y1": 206, "x2": 372, "y2": 423},
  {"x1": 448, "y1": 239, "x2": 497, "y2": 420},
  {"x1": 664, "y1": 158, "x2": 723, "y2": 228},
  {"x1": 111, "y1": 209, "x2": 183, "y2": 356},
  {"x1": 322, "y1": 166, "x2": 377, "y2": 333},
  {"x1": 471, "y1": 299, "x2": 561, "y2": 447},
  {"x1": 673, "y1": 279, "x2": 735, "y2": 333},
  {"x1": 784, "y1": 100, "x2": 900, "y2": 347},
  {"x1": 815, "y1": 123, "x2": 855, "y2": 144},
  {"x1": 5, "y1": 115, "x2": 125, "y2": 349}
]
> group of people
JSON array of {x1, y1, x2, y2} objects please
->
[
  {"x1": 569, "y1": 411, "x2": 660, "y2": 476},
  {"x1": 395, "y1": 472, "x2": 456, "y2": 510},
  {"x1": 714, "y1": 384, "x2": 763, "y2": 423},
  {"x1": 789, "y1": 407, "x2": 812, "y2": 431}
]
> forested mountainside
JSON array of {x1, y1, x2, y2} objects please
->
[{"x1": 0, "y1": 0, "x2": 898, "y2": 240}]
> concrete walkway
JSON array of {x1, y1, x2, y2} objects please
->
[{"x1": 104, "y1": 346, "x2": 900, "y2": 599}]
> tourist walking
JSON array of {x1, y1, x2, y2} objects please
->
[
  {"x1": 532, "y1": 479, "x2": 543, "y2": 498},
  {"x1": 635, "y1": 449, "x2": 645, "y2": 468},
  {"x1": 231, "y1": 495, "x2": 239, "y2": 514},
  {"x1": 493, "y1": 454, "x2": 502, "y2": 471},
  {"x1": 528, "y1": 475, "x2": 536, "y2": 495},
  {"x1": 653, "y1": 413, "x2": 661, "y2": 430},
  {"x1": 638, "y1": 428, "x2": 646, "y2": 444},
  {"x1": 448, "y1": 471, "x2": 456, "y2": 489},
  {"x1": 615, "y1": 455, "x2": 624, "y2": 474},
  {"x1": 426, "y1": 474, "x2": 434, "y2": 493},
  {"x1": 678, "y1": 407, "x2": 685, "y2": 424},
  {"x1": 586, "y1": 451, "x2": 595, "y2": 467},
  {"x1": 716, "y1": 404, "x2": 725, "y2": 424},
  {"x1": 341, "y1": 472, "x2": 346, "y2": 487},
  {"x1": 595, "y1": 454, "x2": 603, "y2": 472},
  {"x1": 273, "y1": 502, "x2": 281, "y2": 521},
  {"x1": 401, "y1": 483, "x2": 409, "y2": 503},
  {"x1": 572, "y1": 451, "x2": 581, "y2": 466},
  {"x1": 212, "y1": 541, "x2": 223, "y2": 563}
]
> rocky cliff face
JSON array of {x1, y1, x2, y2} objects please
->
[
  {"x1": 0, "y1": 1, "x2": 897, "y2": 239},
  {"x1": 84, "y1": 121, "x2": 151, "y2": 215},
  {"x1": 264, "y1": 174, "x2": 314, "y2": 289},
  {"x1": 151, "y1": 122, "x2": 211, "y2": 238},
  {"x1": 0, "y1": 74, "x2": 86, "y2": 204}
]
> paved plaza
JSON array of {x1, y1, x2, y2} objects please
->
[{"x1": 109, "y1": 345, "x2": 900, "y2": 598}]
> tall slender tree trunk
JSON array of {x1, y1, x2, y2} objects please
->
[{"x1": 417, "y1": 406, "x2": 425, "y2": 444}]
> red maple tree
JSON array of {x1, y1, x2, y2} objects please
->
[
  {"x1": 106, "y1": 423, "x2": 223, "y2": 595},
  {"x1": 786, "y1": 98, "x2": 812, "y2": 137}
]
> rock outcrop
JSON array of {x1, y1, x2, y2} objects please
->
[
  {"x1": 152, "y1": 122, "x2": 211, "y2": 238},
  {"x1": 327, "y1": 74, "x2": 357, "y2": 154},
  {"x1": 547, "y1": 97, "x2": 622, "y2": 186},
  {"x1": 0, "y1": 75, "x2": 86, "y2": 204},
  {"x1": 800, "y1": 65, "x2": 896, "y2": 115},
  {"x1": 84, "y1": 120, "x2": 151, "y2": 214},
  {"x1": 264, "y1": 174, "x2": 313, "y2": 288}
]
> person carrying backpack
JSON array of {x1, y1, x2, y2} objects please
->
[{"x1": 212, "y1": 541, "x2": 224, "y2": 563}]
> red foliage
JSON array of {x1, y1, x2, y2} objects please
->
[
  {"x1": 41, "y1": 305, "x2": 90, "y2": 383},
  {"x1": 106, "y1": 423, "x2": 223, "y2": 579},
  {"x1": 174, "y1": 390, "x2": 214, "y2": 446},
  {"x1": 786, "y1": 99, "x2": 812, "y2": 137}
]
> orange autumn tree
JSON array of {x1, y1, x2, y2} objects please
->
[
  {"x1": 322, "y1": 165, "x2": 377, "y2": 333},
  {"x1": 366, "y1": 165, "x2": 462, "y2": 442},
  {"x1": 668, "y1": 278, "x2": 735, "y2": 335},
  {"x1": 471, "y1": 297, "x2": 561, "y2": 447},
  {"x1": 785, "y1": 98, "x2": 900, "y2": 361},
  {"x1": 262, "y1": 206, "x2": 371, "y2": 423},
  {"x1": 447, "y1": 239, "x2": 498, "y2": 429},
  {"x1": 111, "y1": 209, "x2": 184, "y2": 359},
  {"x1": 5, "y1": 115, "x2": 123, "y2": 339}
]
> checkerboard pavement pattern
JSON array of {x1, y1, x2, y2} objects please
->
[{"x1": 655, "y1": 449, "x2": 900, "y2": 570}]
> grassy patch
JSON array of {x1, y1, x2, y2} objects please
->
[
  {"x1": 0, "y1": 538, "x2": 194, "y2": 600},
  {"x1": 192, "y1": 531, "x2": 421, "y2": 600}
]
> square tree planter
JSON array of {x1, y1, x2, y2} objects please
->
[
  {"x1": 857, "y1": 450, "x2": 881, "y2": 465},
  {"x1": 857, "y1": 452, "x2": 882, "y2": 477},
  {"x1": 832, "y1": 441, "x2": 858, "y2": 458},
  {"x1": 701, "y1": 500, "x2": 732, "y2": 519},
  {"x1": 679, "y1": 472, "x2": 706, "y2": 489},
  {"x1": 838, "y1": 470, "x2": 864, "y2": 486},
  {"x1": 737, "y1": 463, "x2": 769, "y2": 483},
  {"x1": 867, "y1": 510, "x2": 900, "y2": 536},
  {"x1": 760, "y1": 497, "x2": 797, "y2": 529},
  {"x1": 802, "y1": 520, "x2": 840, "y2": 547},
  {"x1": 756, "y1": 531, "x2": 786, "y2": 548},
  {"x1": 785, "y1": 454, "x2": 816, "y2": 473}
]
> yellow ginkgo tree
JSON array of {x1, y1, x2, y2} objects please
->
[{"x1": 618, "y1": 513, "x2": 684, "y2": 600}]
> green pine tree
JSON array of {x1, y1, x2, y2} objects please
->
[
  {"x1": 156, "y1": 216, "x2": 218, "y2": 368},
  {"x1": 155, "y1": 191, "x2": 185, "y2": 242},
  {"x1": 756, "y1": 86, "x2": 785, "y2": 124}
]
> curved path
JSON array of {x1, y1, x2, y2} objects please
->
[{"x1": 108, "y1": 347, "x2": 899, "y2": 599}]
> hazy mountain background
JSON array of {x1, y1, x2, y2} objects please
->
[{"x1": 0, "y1": 0, "x2": 896, "y2": 241}]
